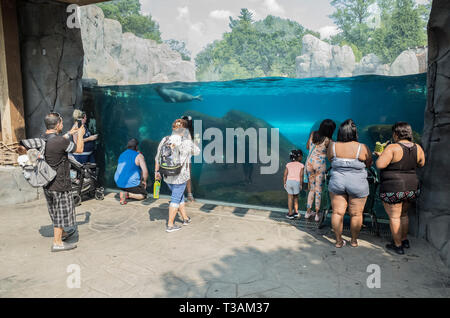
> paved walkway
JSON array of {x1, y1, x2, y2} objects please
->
[{"x1": 0, "y1": 194, "x2": 449, "y2": 298}]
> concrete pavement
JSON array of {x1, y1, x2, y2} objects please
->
[{"x1": 0, "y1": 194, "x2": 449, "y2": 298}]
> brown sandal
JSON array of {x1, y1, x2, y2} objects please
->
[
  {"x1": 350, "y1": 240, "x2": 358, "y2": 247},
  {"x1": 335, "y1": 240, "x2": 346, "y2": 248}
]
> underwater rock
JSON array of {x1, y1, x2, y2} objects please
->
[
  {"x1": 390, "y1": 50, "x2": 420, "y2": 76},
  {"x1": 364, "y1": 124, "x2": 422, "y2": 145},
  {"x1": 79, "y1": 5, "x2": 196, "y2": 85},
  {"x1": 200, "y1": 110, "x2": 300, "y2": 205}
]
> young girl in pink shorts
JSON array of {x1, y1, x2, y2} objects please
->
[{"x1": 283, "y1": 150, "x2": 304, "y2": 219}]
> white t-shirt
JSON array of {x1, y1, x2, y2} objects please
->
[{"x1": 156, "y1": 134, "x2": 200, "y2": 185}]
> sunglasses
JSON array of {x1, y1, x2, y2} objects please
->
[{"x1": 50, "y1": 112, "x2": 63, "y2": 120}]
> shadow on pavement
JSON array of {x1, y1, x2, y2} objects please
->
[
  {"x1": 38, "y1": 211, "x2": 91, "y2": 243},
  {"x1": 148, "y1": 207, "x2": 183, "y2": 224}
]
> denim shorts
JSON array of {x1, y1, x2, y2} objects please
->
[
  {"x1": 285, "y1": 180, "x2": 300, "y2": 195},
  {"x1": 328, "y1": 175, "x2": 369, "y2": 198},
  {"x1": 167, "y1": 182, "x2": 187, "y2": 207}
]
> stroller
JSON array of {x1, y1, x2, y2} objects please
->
[
  {"x1": 68, "y1": 155, "x2": 104, "y2": 206},
  {"x1": 317, "y1": 166, "x2": 381, "y2": 236}
]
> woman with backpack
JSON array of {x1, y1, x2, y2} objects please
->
[{"x1": 155, "y1": 119, "x2": 201, "y2": 233}]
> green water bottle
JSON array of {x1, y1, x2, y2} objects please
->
[
  {"x1": 375, "y1": 141, "x2": 389, "y2": 154},
  {"x1": 153, "y1": 180, "x2": 161, "y2": 199}
]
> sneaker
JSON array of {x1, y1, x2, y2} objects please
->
[
  {"x1": 402, "y1": 239, "x2": 410, "y2": 249},
  {"x1": 386, "y1": 242, "x2": 405, "y2": 255},
  {"x1": 314, "y1": 213, "x2": 320, "y2": 222},
  {"x1": 292, "y1": 212, "x2": 299, "y2": 218},
  {"x1": 166, "y1": 225, "x2": 182, "y2": 233},
  {"x1": 285, "y1": 213, "x2": 295, "y2": 220},
  {"x1": 62, "y1": 229, "x2": 76, "y2": 241},
  {"x1": 182, "y1": 217, "x2": 192, "y2": 226},
  {"x1": 51, "y1": 242, "x2": 77, "y2": 252}
]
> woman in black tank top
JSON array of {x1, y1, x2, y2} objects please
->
[{"x1": 375, "y1": 122, "x2": 425, "y2": 255}]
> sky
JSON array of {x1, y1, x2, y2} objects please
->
[
  {"x1": 139, "y1": 0, "x2": 338, "y2": 58},
  {"x1": 139, "y1": 0, "x2": 430, "y2": 59}
]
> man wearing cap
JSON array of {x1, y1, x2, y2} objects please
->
[{"x1": 114, "y1": 138, "x2": 149, "y2": 204}]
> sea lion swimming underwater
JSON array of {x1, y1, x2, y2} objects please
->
[{"x1": 154, "y1": 85, "x2": 203, "y2": 103}]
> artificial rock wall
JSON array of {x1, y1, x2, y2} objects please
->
[
  {"x1": 296, "y1": 34, "x2": 427, "y2": 78},
  {"x1": 80, "y1": 5, "x2": 196, "y2": 86},
  {"x1": 17, "y1": 0, "x2": 84, "y2": 138},
  {"x1": 418, "y1": 0, "x2": 450, "y2": 267}
]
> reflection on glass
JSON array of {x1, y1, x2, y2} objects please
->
[{"x1": 85, "y1": 74, "x2": 426, "y2": 218}]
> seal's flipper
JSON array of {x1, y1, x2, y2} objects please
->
[{"x1": 195, "y1": 95, "x2": 203, "y2": 101}]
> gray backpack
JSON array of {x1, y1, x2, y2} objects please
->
[
  {"x1": 158, "y1": 136, "x2": 183, "y2": 177},
  {"x1": 20, "y1": 138, "x2": 58, "y2": 188}
]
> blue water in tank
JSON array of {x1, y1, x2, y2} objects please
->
[{"x1": 86, "y1": 73, "x2": 426, "y2": 217}]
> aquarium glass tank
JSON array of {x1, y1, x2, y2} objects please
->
[{"x1": 84, "y1": 73, "x2": 426, "y2": 218}]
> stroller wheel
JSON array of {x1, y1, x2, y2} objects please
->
[
  {"x1": 95, "y1": 189, "x2": 105, "y2": 200},
  {"x1": 73, "y1": 194, "x2": 82, "y2": 206}
]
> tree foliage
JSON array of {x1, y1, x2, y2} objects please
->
[
  {"x1": 164, "y1": 39, "x2": 191, "y2": 61},
  {"x1": 330, "y1": 0, "x2": 376, "y2": 50},
  {"x1": 97, "y1": 0, "x2": 162, "y2": 43},
  {"x1": 195, "y1": 9, "x2": 319, "y2": 81},
  {"x1": 330, "y1": 0, "x2": 430, "y2": 64},
  {"x1": 370, "y1": 0, "x2": 428, "y2": 63}
]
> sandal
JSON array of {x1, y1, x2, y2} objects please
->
[
  {"x1": 350, "y1": 240, "x2": 358, "y2": 247},
  {"x1": 335, "y1": 240, "x2": 346, "y2": 248},
  {"x1": 119, "y1": 191, "x2": 129, "y2": 205}
]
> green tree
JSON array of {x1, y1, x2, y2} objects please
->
[
  {"x1": 97, "y1": 0, "x2": 161, "y2": 42},
  {"x1": 229, "y1": 8, "x2": 254, "y2": 29},
  {"x1": 196, "y1": 10, "x2": 319, "y2": 81},
  {"x1": 416, "y1": 0, "x2": 432, "y2": 30},
  {"x1": 165, "y1": 39, "x2": 191, "y2": 61},
  {"x1": 369, "y1": 0, "x2": 428, "y2": 63},
  {"x1": 330, "y1": 0, "x2": 430, "y2": 64},
  {"x1": 329, "y1": 0, "x2": 376, "y2": 52}
]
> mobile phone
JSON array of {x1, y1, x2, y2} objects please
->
[{"x1": 77, "y1": 119, "x2": 82, "y2": 128}]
